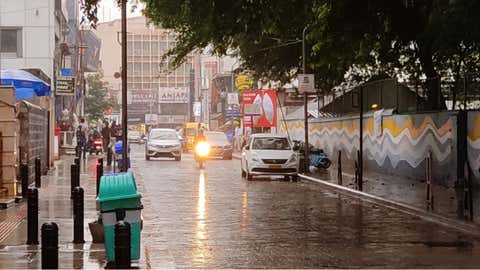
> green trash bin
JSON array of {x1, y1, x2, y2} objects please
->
[{"x1": 96, "y1": 172, "x2": 142, "y2": 262}]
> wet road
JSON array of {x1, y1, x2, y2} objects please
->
[{"x1": 130, "y1": 144, "x2": 480, "y2": 268}]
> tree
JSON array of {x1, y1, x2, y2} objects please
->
[
  {"x1": 84, "y1": 74, "x2": 113, "y2": 122},
  {"x1": 81, "y1": 0, "x2": 480, "y2": 110}
]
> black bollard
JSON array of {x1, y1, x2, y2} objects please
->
[
  {"x1": 73, "y1": 187, "x2": 85, "y2": 244},
  {"x1": 35, "y1": 157, "x2": 41, "y2": 188},
  {"x1": 98, "y1": 158, "x2": 103, "y2": 166},
  {"x1": 96, "y1": 162, "x2": 103, "y2": 196},
  {"x1": 337, "y1": 150, "x2": 342, "y2": 185},
  {"x1": 20, "y1": 163, "x2": 29, "y2": 199},
  {"x1": 115, "y1": 221, "x2": 131, "y2": 269},
  {"x1": 27, "y1": 187, "x2": 39, "y2": 245},
  {"x1": 70, "y1": 164, "x2": 78, "y2": 199},
  {"x1": 74, "y1": 157, "x2": 80, "y2": 176},
  {"x1": 41, "y1": 222, "x2": 59, "y2": 269}
]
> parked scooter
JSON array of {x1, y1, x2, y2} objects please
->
[{"x1": 293, "y1": 140, "x2": 332, "y2": 170}]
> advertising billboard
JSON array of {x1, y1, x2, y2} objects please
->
[{"x1": 242, "y1": 90, "x2": 277, "y2": 127}]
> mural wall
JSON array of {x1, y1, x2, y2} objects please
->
[
  {"x1": 283, "y1": 111, "x2": 458, "y2": 187},
  {"x1": 468, "y1": 111, "x2": 480, "y2": 183}
]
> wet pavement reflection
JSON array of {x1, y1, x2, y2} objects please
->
[{"x1": 131, "y1": 145, "x2": 480, "y2": 268}]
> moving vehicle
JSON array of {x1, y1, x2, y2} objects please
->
[
  {"x1": 194, "y1": 141, "x2": 210, "y2": 169},
  {"x1": 182, "y1": 122, "x2": 208, "y2": 152},
  {"x1": 205, "y1": 131, "x2": 233, "y2": 159},
  {"x1": 241, "y1": 133, "x2": 298, "y2": 181},
  {"x1": 128, "y1": 130, "x2": 144, "y2": 144},
  {"x1": 145, "y1": 128, "x2": 182, "y2": 161}
]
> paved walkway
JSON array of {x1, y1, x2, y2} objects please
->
[{"x1": 0, "y1": 155, "x2": 111, "y2": 269}]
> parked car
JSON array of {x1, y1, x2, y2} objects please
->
[
  {"x1": 205, "y1": 131, "x2": 233, "y2": 160},
  {"x1": 145, "y1": 128, "x2": 182, "y2": 161},
  {"x1": 240, "y1": 133, "x2": 298, "y2": 181},
  {"x1": 128, "y1": 130, "x2": 144, "y2": 144}
]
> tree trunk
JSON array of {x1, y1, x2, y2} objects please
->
[{"x1": 418, "y1": 44, "x2": 447, "y2": 110}]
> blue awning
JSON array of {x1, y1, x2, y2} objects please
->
[{"x1": 0, "y1": 69, "x2": 51, "y2": 98}]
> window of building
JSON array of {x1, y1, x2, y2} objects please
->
[
  {"x1": 143, "y1": 62, "x2": 151, "y2": 75},
  {"x1": 0, "y1": 28, "x2": 22, "y2": 57},
  {"x1": 159, "y1": 103, "x2": 188, "y2": 115},
  {"x1": 133, "y1": 63, "x2": 141, "y2": 75},
  {"x1": 133, "y1": 41, "x2": 142, "y2": 55},
  {"x1": 143, "y1": 42, "x2": 150, "y2": 55}
]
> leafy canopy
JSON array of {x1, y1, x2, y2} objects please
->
[{"x1": 81, "y1": 0, "x2": 480, "y2": 109}]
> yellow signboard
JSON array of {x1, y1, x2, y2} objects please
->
[{"x1": 235, "y1": 75, "x2": 254, "y2": 91}]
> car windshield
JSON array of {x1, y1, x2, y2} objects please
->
[
  {"x1": 128, "y1": 131, "x2": 141, "y2": 137},
  {"x1": 206, "y1": 132, "x2": 229, "y2": 144},
  {"x1": 252, "y1": 137, "x2": 290, "y2": 150},
  {"x1": 150, "y1": 130, "x2": 178, "y2": 140},
  {"x1": 185, "y1": 128, "x2": 196, "y2": 136}
]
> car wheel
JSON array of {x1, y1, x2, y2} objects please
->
[
  {"x1": 284, "y1": 175, "x2": 290, "y2": 181},
  {"x1": 146, "y1": 155, "x2": 150, "y2": 161},
  {"x1": 291, "y1": 175, "x2": 298, "y2": 182}
]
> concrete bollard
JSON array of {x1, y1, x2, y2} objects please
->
[
  {"x1": 41, "y1": 222, "x2": 59, "y2": 269},
  {"x1": 70, "y1": 164, "x2": 79, "y2": 199},
  {"x1": 27, "y1": 187, "x2": 39, "y2": 245},
  {"x1": 115, "y1": 221, "x2": 131, "y2": 269},
  {"x1": 35, "y1": 157, "x2": 41, "y2": 188},
  {"x1": 72, "y1": 187, "x2": 85, "y2": 244},
  {"x1": 20, "y1": 163, "x2": 29, "y2": 199}
]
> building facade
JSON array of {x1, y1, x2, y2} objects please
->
[
  {"x1": 95, "y1": 16, "x2": 195, "y2": 127},
  {"x1": 0, "y1": 0, "x2": 69, "y2": 167}
]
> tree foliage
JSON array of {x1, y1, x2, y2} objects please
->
[
  {"x1": 85, "y1": 74, "x2": 113, "y2": 122},
  {"x1": 81, "y1": 0, "x2": 480, "y2": 110}
]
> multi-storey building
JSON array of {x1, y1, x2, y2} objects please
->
[{"x1": 95, "y1": 16, "x2": 195, "y2": 128}]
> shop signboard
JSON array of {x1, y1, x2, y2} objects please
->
[{"x1": 158, "y1": 87, "x2": 189, "y2": 103}]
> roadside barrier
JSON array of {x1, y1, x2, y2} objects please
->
[{"x1": 73, "y1": 187, "x2": 85, "y2": 244}]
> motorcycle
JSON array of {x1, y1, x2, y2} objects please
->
[{"x1": 194, "y1": 141, "x2": 211, "y2": 169}]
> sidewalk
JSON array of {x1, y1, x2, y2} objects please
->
[
  {"x1": 0, "y1": 155, "x2": 111, "y2": 268},
  {"x1": 232, "y1": 151, "x2": 480, "y2": 226}
]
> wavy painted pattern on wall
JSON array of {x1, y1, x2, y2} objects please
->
[
  {"x1": 283, "y1": 114, "x2": 454, "y2": 170},
  {"x1": 468, "y1": 112, "x2": 480, "y2": 178}
]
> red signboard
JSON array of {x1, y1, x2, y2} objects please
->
[{"x1": 242, "y1": 90, "x2": 277, "y2": 127}]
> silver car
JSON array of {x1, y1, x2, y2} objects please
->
[{"x1": 145, "y1": 128, "x2": 182, "y2": 161}]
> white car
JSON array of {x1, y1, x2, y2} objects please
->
[
  {"x1": 240, "y1": 133, "x2": 298, "y2": 181},
  {"x1": 145, "y1": 128, "x2": 182, "y2": 161}
]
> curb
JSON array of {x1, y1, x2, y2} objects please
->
[{"x1": 299, "y1": 173, "x2": 480, "y2": 238}]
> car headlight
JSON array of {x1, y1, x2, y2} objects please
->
[
  {"x1": 287, "y1": 154, "x2": 298, "y2": 163},
  {"x1": 251, "y1": 155, "x2": 261, "y2": 163}
]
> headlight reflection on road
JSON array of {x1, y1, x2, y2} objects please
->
[
  {"x1": 193, "y1": 169, "x2": 211, "y2": 263},
  {"x1": 241, "y1": 192, "x2": 248, "y2": 229}
]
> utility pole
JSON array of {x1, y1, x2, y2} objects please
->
[
  {"x1": 121, "y1": 0, "x2": 128, "y2": 172},
  {"x1": 302, "y1": 26, "x2": 310, "y2": 173}
]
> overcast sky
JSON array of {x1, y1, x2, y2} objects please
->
[{"x1": 96, "y1": 0, "x2": 144, "y2": 22}]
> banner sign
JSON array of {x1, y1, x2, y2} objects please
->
[
  {"x1": 158, "y1": 87, "x2": 189, "y2": 103},
  {"x1": 242, "y1": 90, "x2": 277, "y2": 127}
]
